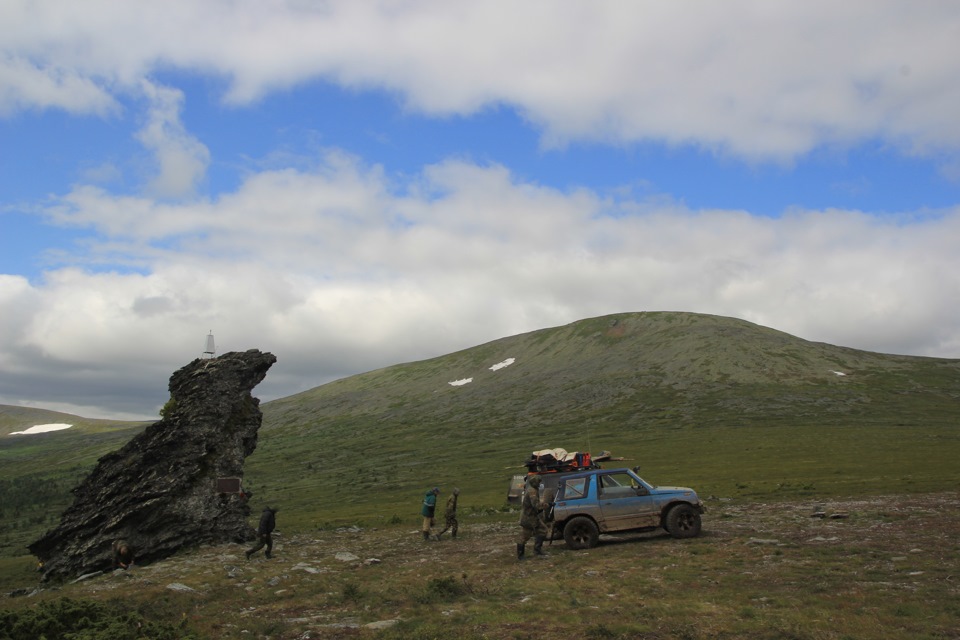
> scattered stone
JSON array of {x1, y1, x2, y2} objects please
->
[
  {"x1": 293, "y1": 563, "x2": 322, "y2": 574},
  {"x1": 70, "y1": 571, "x2": 103, "y2": 583},
  {"x1": 364, "y1": 558, "x2": 382, "y2": 565},
  {"x1": 829, "y1": 512, "x2": 849, "y2": 519},
  {"x1": 166, "y1": 583, "x2": 196, "y2": 592},
  {"x1": 335, "y1": 552, "x2": 360, "y2": 562},
  {"x1": 365, "y1": 619, "x2": 400, "y2": 630},
  {"x1": 746, "y1": 538, "x2": 781, "y2": 546}
]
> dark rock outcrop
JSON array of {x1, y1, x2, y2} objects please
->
[{"x1": 29, "y1": 349, "x2": 277, "y2": 582}]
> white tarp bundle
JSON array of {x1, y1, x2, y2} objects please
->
[{"x1": 530, "y1": 448, "x2": 577, "y2": 462}]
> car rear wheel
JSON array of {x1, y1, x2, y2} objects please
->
[
  {"x1": 563, "y1": 516, "x2": 600, "y2": 549},
  {"x1": 664, "y1": 503, "x2": 702, "y2": 538}
]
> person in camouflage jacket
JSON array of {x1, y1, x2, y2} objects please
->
[
  {"x1": 517, "y1": 476, "x2": 547, "y2": 559},
  {"x1": 435, "y1": 487, "x2": 460, "y2": 540}
]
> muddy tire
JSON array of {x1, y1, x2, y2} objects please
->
[
  {"x1": 664, "y1": 503, "x2": 702, "y2": 538},
  {"x1": 563, "y1": 516, "x2": 600, "y2": 549}
]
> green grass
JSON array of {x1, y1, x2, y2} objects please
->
[
  {"x1": 4, "y1": 492, "x2": 957, "y2": 639},
  {"x1": 237, "y1": 421, "x2": 960, "y2": 533},
  {"x1": 1, "y1": 312, "x2": 959, "y2": 637}
]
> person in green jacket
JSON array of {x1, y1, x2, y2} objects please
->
[{"x1": 421, "y1": 487, "x2": 440, "y2": 541}]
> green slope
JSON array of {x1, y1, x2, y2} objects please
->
[
  {"x1": 246, "y1": 312, "x2": 960, "y2": 528},
  {"x1": 3, "y1": 311, "x2": 959, "y2": 554},
  {"x1": 0, "y1": 406, "x2": 148, "y2": 556}
]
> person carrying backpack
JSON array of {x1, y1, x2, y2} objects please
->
[
  {"x1": 421, "y1": 487, "x2": 440, "y2": 541},
  {"x1": 246, "y1": 506, "x2": 278, "y2": 559}
]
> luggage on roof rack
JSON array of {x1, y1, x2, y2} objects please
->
[
  {"x1": 507, "y1": 448, "x2": 629, "y2": 504},
  {"x1": 524, "y1": 448, "x2": 598, "y2": 474}
]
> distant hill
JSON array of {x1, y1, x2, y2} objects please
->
[
  {"x1": 3, "y1": 311, "x2": 959, "y2": 554},
  {"x1": 261, "y1": 310, "x2": 959, "y2": 430},
  {"x1": 0, "y1": 408, "x2": 148, "y2": 557},
  {"x1": 0, "y1": 405, "x2": 94, "y2": 433},
  {"x1": 248, "y1": 311, "x2": 960, "y2": 526}
]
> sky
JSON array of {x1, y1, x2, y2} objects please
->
[{"x1": 2, "y1": 1, "x2": 960, "y2": 421}]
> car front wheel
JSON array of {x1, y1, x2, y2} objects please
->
[{"x1": 664, "y1": 503, "x2": 702, "y2": 538}]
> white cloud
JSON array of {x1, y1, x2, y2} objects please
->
[
  {"x1": 2, "y1": 157, "x2": 959, "y2": 418},
  {"x1": 136, "y1": 80, "x2": 210, "y2": 198},
  {"x1": 3, "y1": 1, "x2": 960, "y2": 419},
  {"x1": 0, "y1": 55, "x2": 117, "y2": 116},
  {"x1": 3, "y1": 1, "x2": 960, "y2": 161}
]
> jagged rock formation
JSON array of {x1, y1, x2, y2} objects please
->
[{"x1": 29, "y1": 349, "x2": 277, "y2": 582}]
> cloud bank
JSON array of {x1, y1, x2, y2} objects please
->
[
  {"x1": 4, "y1": 1, "x2": 960, "y2": 160},
  {"x1": 3, "y1": 156, "x2": 958, "y2": 417},
  {"x1": 2, "y1": 1, "x2": 959, "y2": 418}
]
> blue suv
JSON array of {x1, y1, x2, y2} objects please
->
[{"x1": 550, "y1": 467, "x2": 705, "y2": 549}]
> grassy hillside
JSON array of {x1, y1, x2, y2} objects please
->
[
  {"x1": 2, "y1": 311, "x2": 959, "y2": 555},
  {"x1": 0, "y1": 406, "x2": 148, "y2": 557},
  {"x1": 246, "y1": 312, "x2": 960, "y2": 530},
  {"x1": 2, "y1": 312, "x2": 960, "y2": 638}
]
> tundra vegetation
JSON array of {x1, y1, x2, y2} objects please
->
[{"x1": 1, "y1": 312, "x2": 958, "y2": 638}]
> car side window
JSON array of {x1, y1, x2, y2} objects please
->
[
  {"x1": 601, "y1": 472, "x2": 640, "y2": 499},
  {"x1": 563, "y1": 478, "x2": 587, "y2": 500}
]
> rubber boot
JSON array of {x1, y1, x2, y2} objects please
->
[
  {"x1": 517, "y1": 543, "x2": 525, "y2": 560},
  {"x1": 533, "y1": 536, "x2": 546, "y2": 556}
]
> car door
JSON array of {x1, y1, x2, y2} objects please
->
[{"x1": 596, "y1": 471, "x2": 659, "y2": 532}]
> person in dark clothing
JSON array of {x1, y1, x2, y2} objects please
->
[
  {"x1": 246, "y1": 506, "x2": 278, "y2": 560},
  {"x1": 112, "y1": 540, "x2": 135, "y2": 569}
]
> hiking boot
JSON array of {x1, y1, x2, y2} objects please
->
[
  {"x1": 533, "y1": 536, "x2": 546, "y2": 556},
  {"x1": 516, "y1": 543, "x2": 525, "y2": 560}
]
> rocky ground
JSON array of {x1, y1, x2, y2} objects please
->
[{"x1": 15, "y1": 492, "x2": 960, "y2": 639}]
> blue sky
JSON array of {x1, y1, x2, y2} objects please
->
[{"x1": 2, "y1": 1, "x2": 959, "y2": 419}]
